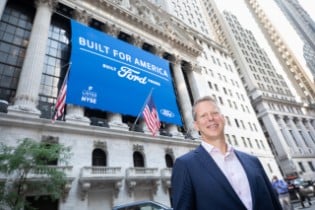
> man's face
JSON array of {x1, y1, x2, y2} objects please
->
[{"x1": 194, "y1": 100, "x2": 225, "y2": 142}]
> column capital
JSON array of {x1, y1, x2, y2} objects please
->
[
  {"x1": 275, "y1": 114, "x2": 284, "y2": 121},
  {"x1": 154, "y1": 46, "x2": 164, "y2": 57},
  {"x1": 102, "y1": 24, "x2": 120, "y2": 36},
  {"x1": 131, "y1": 35, "x2": 144, "y2": 47},
  {"x1": 35, "y1": 0, "x2": 58, "y2": 10},
  {"x1": 73, "y1": 10, "x2": 91, "y2": 24},
  {"x1": 191, "y1": 62, "x2": 202, "y2": 73},
  {"x1": 284, "y1": 115, "x2": 293, "y2": 122},
  {"x1": 292, "y1": 116, "x2": 300, "y2": 123},
  {"x1": 171, "y1": 55, "x2": 182, "y2": 65}
]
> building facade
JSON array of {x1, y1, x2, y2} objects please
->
[
  {"x1": 274, "y1": 0, "x2": 315, "y2": 81},
  {"x1": 245, "y1": 0, "x2": 315, "y2": 180},
  {"x1": 201, "y1": 0, "x2": 315, "y2": 180},
  {"x1": 0, "y1": 0, "x2": 284, "y2": 209}
]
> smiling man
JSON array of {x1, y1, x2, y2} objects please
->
[{"x1": 171, "y1": 96, "x2": 282, "y2": 210}]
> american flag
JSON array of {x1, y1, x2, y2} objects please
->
[
  {"x1": 52, "y1": 72, "x2": 68, "y2": 123},
  {"x1": 142, "y1": 94, "x2": 161, "y2": 136}
]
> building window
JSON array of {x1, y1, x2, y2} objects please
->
[
  {"x1": 308, "y1": 161, "x2": 315, "y2": 172},
  {"x1": 289, "y1": 130, "x2": 299, "y2": 146},
  {"x1": 308, "y1": 131, "x2": 315, "y2": 145},
  {"x1": 165, "y1": 154, "x2": 174, "y2": 168},
  {"x1": 92, "y1": 148, "x2": 106, "y2": 166},
  {"x1": 255, "y1": 139, "x2": 260, "y2": 149},
  {"x1": 0, "y1": 2, "x2": 34, "y2": 103},
  {"x1": 39, "y1": 137, "x2": 59, "y2": 165},
  {"x1": 133, "y1": 151, "x2": 144, "y2": 167},
  {"x1": 38, "y1": 13, "x2": 70, "y2": 119},
  {"x1": 241, "y1": 137, "x2": 247, "y2": 147},
  {"x1": 225, "y1": 134, "x2": 231, "y2": 144},
  {"x1": 26, "y1": 195, "x2": 58, "y2": 210},
  {"x1": 225, "y1": 116, "x2": 231, "y2": 126},
  {"x1": 208, "y1": 81, "x2": 212, "y2": 89},
  {"x1": 234, "y1": 119, "x2": 239, "y2": 128},
  {"x1": 298, "y1": 162, "x2": 305, "y2": 173},
  {"x1": 248, "y1": 122, "x2": 253, "y2": 131},
  {"x1": 218, "y1": 96, "x2": 224, "y2": 105},
  {"x1": 267, "y1": 163, "x2": 273, "y2": 174},
  {"x1": 260, "y1": 140, "x2": 265, "y2": 149},
  {"x1": 299, "y1": 130, "x2": 309, "y2": 147},
  {"x1": 232, "y1": 135, "x2": 238, "y2": 146},
  {"x1": 247, "y1": 138, "x2": 253, "y2": 148}
]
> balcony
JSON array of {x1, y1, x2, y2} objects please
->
[
  {"x1": 125, "y1": 167, "x2": 160, "y2": 194},
  {"x1": 79, "y1": 166, "x2": 123, "y2": 200},
  {"x1": 27, "y1": 165, "x2": 73, "y2": 178}
]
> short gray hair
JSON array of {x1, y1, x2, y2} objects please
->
[{"x1": 192, "y1": 96, "x2": 219, "y2": 120}]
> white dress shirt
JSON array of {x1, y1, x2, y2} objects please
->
[{"x1": 201, "y1": 141, "x2": 253, "y2": 210}]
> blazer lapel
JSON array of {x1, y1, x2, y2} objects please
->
[
  {"x1": 234, "y1": 151, "x2": 257, "y2": 208},
  {"x1": 195, "y1": 146, "x2": 246, "y2": 206}
]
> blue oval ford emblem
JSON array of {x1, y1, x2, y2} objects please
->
[{"x1": 160, "y1": 109, "x2": 175, "y2": 118}]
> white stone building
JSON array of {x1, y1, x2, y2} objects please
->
[{"x1": 0, "y1": 0, "x2": 282, "y2": 209}]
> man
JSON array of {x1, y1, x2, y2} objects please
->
[
  {"x1": 271, "y1": 176, "x2": 292, "y2": 210},
  {"x1": 171, "y1": 96, "x2": 282, "y2": 210}
]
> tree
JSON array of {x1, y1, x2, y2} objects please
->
[{"x1": 0, "y1": 138, "x2": 72, "y2": 210}]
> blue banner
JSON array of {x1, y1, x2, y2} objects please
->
[{"x1": 67, "y1": 20, "x2": 182, "y2": 125}]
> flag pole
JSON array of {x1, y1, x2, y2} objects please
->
[
  {"x1": 131, "y1": 88, "x2": 154, "y2": 131},
  {"x1": 61, "y1": 63, "x2": 71, "y2": 121}
]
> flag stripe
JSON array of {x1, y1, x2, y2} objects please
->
[
  {"x1": 52, "y1": 72, "x2": 68, "y2": 123},
  {"x1": 142, "y1": 95, "x2": 161, "y2": 136}
]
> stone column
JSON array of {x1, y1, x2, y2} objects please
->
[
  {"x1": 186, "y1": 63, "x2": 204, "y2": 99},
  {"x1": 65, "y1": 10, "x2": 90, "y2": 125},
  {"x1": 166, "y1": 124, "x2": 181, "y2": 137},
  {"x1": 107, "y1": 112, "x2": 128, "y2": 130},
  {"x1": 130, "y1": 36, "x2": 151, "y2": 134},
  {"x1": 171, "y1": 56, "x2": 195, "y2": 138},
  {"x1": 140, "y1": 47, "x2": 177, "y2": 137},
  {"x1": 154, "y1": 47, "x2": 181, "y2": 137},
  {"x1": 271, "y1": 116, "x2": 298, "y2": 174},
  {"x1": 297, "y1": 119, "x2": 314, "y2": 153},
  {"x1": 287, "y1": 117, "x2": 308, "y2": 153},
  {"x1": 306, "y1": 120, "x2": 315, "y2": 147},
  {"x1": 183, "y1": 63, "x2": 207, "y2": 139},
  {"x1": 262, "y1": 115, "x2": 291, "y2": 155},
  {"x1": 102, "y1": 24, "x2": 128, "y2": 130},
  {"x1": 0, "y1": 0, "x2": 7, "y2": 19},
  {"x1": 8, "y1": 0, "x2": 56, "y2": 117},
  {"x1": 278, "y1": 116, "x2": 298, "y2": 154}
]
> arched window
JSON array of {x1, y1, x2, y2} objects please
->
[
  {"x1": 165, "y1": 154, "x2": 174, "y2": 168},
  {"x1": 133, "y1": 151, "x2": 144, "y2": 167},
  {"x1": 92, "y1": 148, "x2": 106, "y2": 166}
]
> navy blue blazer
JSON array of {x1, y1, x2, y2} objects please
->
[{"x1": 171, "y1": 145, "x2": 282, "y2": 210}]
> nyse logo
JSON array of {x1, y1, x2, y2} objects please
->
[
  {"x1": 81, "y1": 86, "x2": 97, "y2": 104},
  {"x1": 160, "y1": 109, "x2": 175, "y2": 118}
]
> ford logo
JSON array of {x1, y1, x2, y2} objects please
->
[{"x1": 160, "y1": 109, "x2": 175, "y2": 118}]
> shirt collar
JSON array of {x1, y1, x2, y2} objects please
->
[{"x1": 201, "y1": 141, "x2": 234, "y2": 155}]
